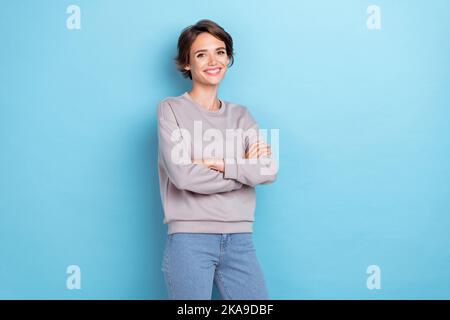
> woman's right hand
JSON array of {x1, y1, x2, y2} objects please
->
[{"x1": 245, "y1": 142, "x2": 271, "y2": 159}]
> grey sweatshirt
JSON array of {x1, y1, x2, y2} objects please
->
[{"x1": 157, "y1": 92, "x2": 278, "y2": 234}]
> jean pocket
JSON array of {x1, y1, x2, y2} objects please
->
[{"x1": 233, "y1": 233, "x2": 255, "y2": 250}]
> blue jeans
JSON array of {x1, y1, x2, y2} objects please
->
[{"x1": 161, "y1": 232, "x2": 269, "y2": 300}]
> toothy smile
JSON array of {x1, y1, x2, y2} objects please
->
[{"x1": 204, "y1": 67, "x2": 221, "y2": 75}]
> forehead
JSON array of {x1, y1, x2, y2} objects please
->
[{"x1": 190, "y1": 32, "x2": 225, "y2": 52}]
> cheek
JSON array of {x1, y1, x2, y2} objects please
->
[
  {"x1": 220, "y1": 56, "x2": 230, "y2": 66},
  {"x1": 221, "y1": 66, "x2": 228, "y2": 75},
  {"x1": 192, "y1": 61, "x2": 206, "y2": 72},
  {"x1": 189, "y1": 57, "x2": 201, "y2": 68}
]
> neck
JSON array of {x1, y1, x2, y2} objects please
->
[{"x1": 188, "y1": 83, "x2": 221, "y2": 111}]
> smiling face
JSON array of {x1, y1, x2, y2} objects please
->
[{"x1": 184, "y1": 32, "x2": 230, "y2": 86}]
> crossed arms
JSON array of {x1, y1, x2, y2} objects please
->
[{"x1": 157, "y1": 100, "x2": 278, "y2": 195}]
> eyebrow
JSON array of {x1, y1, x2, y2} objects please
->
[{"x1": 194, "y1": 47, "x2": 226, "y2": 55}]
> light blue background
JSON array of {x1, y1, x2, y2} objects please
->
[{"x1": 1, "y1": 0, "x2": 449, "y2": 299}]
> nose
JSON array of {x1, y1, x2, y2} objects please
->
[{"x1": 207, "y1": 53, "x2": 217, "y2": 65}]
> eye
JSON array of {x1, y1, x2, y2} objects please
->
[
  {"x1": 196, "y1": 53, "x2": 205, "y2": 58},
  {"x1": 218, "y1": 50, "x2": 226, "y2": 55}
]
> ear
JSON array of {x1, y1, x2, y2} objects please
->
[{"x1": 184, "y1": 65, "x2": 190, "y2": 71}]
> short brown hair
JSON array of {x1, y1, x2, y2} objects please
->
[{"x1": 174, "y1": 19, "x2": 234, "y2": 80}]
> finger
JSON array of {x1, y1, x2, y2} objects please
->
[
  {"x1": 247, "y1": 147, "x2": 260, "y2": 159},
  {"x1": 247, "y1": 142, "x2": 269, "y2": 157},
  {"x1": 247, "y1": 141, "x2": 271, "y2": 158},
  {"x1": 256, "y1": 147, "x2": 271, "y2": 158},
  {"x1": 258, "y1": 147, "x2": 271, "y2": 154},
  {"x1": 248, "y1": 141, "x2": 268, "y2": 153},
  {"x1": 249, "y1": 143, "x2": 270, "y2": 157},
  {"x1": 256, "y1": 145, "x2": 271, "y2": 152}
]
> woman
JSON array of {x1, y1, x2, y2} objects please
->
[{"x1": 157, "y1": 19, "x2": 278, "y2": 300}]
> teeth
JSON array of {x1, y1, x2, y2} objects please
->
[{"x1": 205, "y1": 68, "x2": 220, "y2": 74}]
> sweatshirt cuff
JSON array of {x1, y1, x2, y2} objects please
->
[{"x1": 224, "y1": 158, "x2": 238, "y2": 180}]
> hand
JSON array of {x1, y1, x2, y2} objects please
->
[
  {"x1": 245, "y1": 141, "x2": 272, "y2": 159},
  {"x1": 203, "y1": 158, "x2": 224, "y2": 172},
  {"x1": 192, "y1": 158, "x2": 225, "y2": 173},
  {"x1": 192, "y1": 159, "x2": 204, "y2": 165}
]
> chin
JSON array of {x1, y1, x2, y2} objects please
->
[
  {"x1": 207, "y1": 79, "x2": 223, "y2": 85},
  {"x1": 198, "y1": 77, "x2": 223, "y2": 86}
]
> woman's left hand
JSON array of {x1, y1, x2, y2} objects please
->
[
  {"x1": 193, "y1": 158, "x2": 225, "y2": 173},
  {"x1": 204, "y1": 159, "x2": 224, "y2": 172}
]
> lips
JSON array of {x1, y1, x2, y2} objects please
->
[{"x1": 204, "y1": 67, "x2": 221, "y2": 76}]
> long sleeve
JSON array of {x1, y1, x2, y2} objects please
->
[
  {"x1": 223, "y1": 108, "x2": 278, "y2": 187},
  {"x1": 157, "y1": 99, "x2": 244, "y2": 194}
]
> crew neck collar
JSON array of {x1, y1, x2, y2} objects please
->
[{"x1": 182, "y1": 92, "x2": 226, "y2": 116}]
